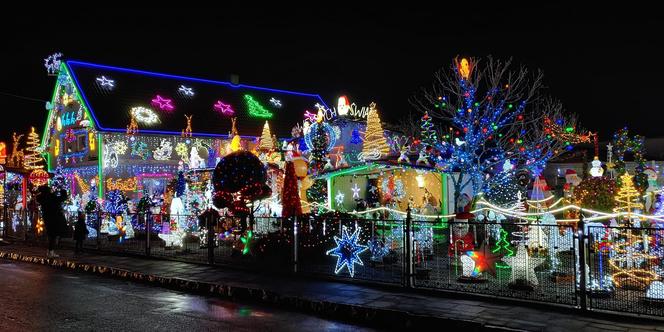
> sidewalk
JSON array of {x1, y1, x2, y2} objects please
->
[{"x1": 1, "y1": 243, "x2": 662, "y2": 331}]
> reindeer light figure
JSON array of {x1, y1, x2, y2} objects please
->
[
  {"x1": 182, "y1": 114, "x2": 193, "y2": 138},
  {"x1": 8, "y1": 133, "x2": 25, "y2": 168}
]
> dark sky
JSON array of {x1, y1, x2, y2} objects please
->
[{"x1": 1, "y1": 4, "x2": 662, "y2": 145}]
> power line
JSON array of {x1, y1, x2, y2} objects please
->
[{"x1": 0, "y1": 91, "x2": 47, "y2": 103}]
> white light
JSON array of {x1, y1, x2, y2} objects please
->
[
  {"x1": 130, "y1": 107, "x2": 159, "y2": 125},
  {"x1": 269, "y1": 97, "x2": 282, "y2": 107},
  {"x1": 96, "y1": 76, "x2": 115, "y2": 89},
  {"x1": 590, "y1": 157, "x2": 604, "y2": 177},
  {"x1": 178, "y1": 85, "x2": 194, "y2": 97},
  {"x1": 351, "y1": 183, "x2": 361, "y2": 199},
  {"x1": 335, "y1": 191, "x2": 345, "y2": 205}
]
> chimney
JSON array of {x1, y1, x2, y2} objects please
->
[{"x1": 230, "y1": 74, "x2": 240, "y2": 85}]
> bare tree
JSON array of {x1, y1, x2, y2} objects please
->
[{"x1": 410, "y1": 56, "x2": 584, "y2": 210}]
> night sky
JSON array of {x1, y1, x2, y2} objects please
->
[{"x1": 1, "y1": 4, "x2": 662, "y2": 146}]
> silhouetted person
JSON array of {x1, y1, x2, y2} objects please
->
[
  {"x1": 36, "y1": 185, "x2": 67, "y2": 258},
  {"x1": 73, "y1": 211, "x2": 88, "y2": 254}
]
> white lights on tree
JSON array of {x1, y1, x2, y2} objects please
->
[
  {"x1": 178, "y1": 85, "x2": 194, "y2": 97},
  {"x1": 269, "y1": 97, "x2": 282, "y2": 107},
  {"x1": 503, "y1": 159, "x2": 514, "y2": 172},
  {"x1": 589, "y1": 156, "x2": 604, "y2": 177},
  {"x1": 44, "y1": 52, "x2": 62, "y2": 75},
  {"x1": 96, "y1": 76, "x2": 115, "y2": 89},
  {"x1": 130, "y1": 107, "x2": 159, "y2": 125},
  {"x1": 351, "y1": 183, "x2": 361, "y2": 199},
  {"x1": 416, "y1": 172, "x2": 426, "y2": 188}
]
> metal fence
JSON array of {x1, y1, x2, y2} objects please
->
[{"x1": 3, "y1": 207, "x2": 663, "y2": 319}]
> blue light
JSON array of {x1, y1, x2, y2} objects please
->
[
  {"x1": 65, "y1": 60, "x2": 330, "y2": 138},
  {"x1": 326, "y1": 226, "x2": 368, "y2": 278}
]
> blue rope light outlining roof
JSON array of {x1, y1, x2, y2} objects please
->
[{"x1": 64, "y1": 60, "x2": 330, "y2": 138}]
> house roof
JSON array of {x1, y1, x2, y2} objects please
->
[{"x1": 66, "y1": 60, "x2": 329, "y2": 138}]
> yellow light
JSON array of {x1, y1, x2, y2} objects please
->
[
  {"x1": 106, "y1": 177, "x2": 138, "y2": 191},
  {"x1": 54, "y1": 139, "x2": 59, "y2": 156},
  {"x1": 88, "y1": 132, "x2": 96, "y2": 151},
  {"x1": 416, "y1": 174, "x2": 425, "y2": 188},
  {"x1": 316, "y1": 108, "x2": 324, "y2": 123},
  {"x1": 230, "y1": 135, "x2": 242, "y2": 152},
  {"x1": 459, "y1": 58, "x2": 471, "y2": 79},
  {"x1": 56, "y1": 116, "x2": 62, "y2": 131}
]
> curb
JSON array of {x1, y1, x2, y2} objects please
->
[{"x1": 0, "y1": 250, "x2": 517, "y2": 331}]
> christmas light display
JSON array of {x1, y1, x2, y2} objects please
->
[
  {"x1": 152, "y1": 139, "x2": 173, "y2": 161},
  {"x1": 503, "y1": 244, "x2": 544, "y2": 287},
  {"x1": 181, "y1": 114, "x2": 193, "y2": 137},
  {"x1": 126, "y1": 115, "x2": 139, "y2": 135},
  {"x1": 23, "y1": 127, "x2": 43, "y2": 170},
  {"x1": 151, "y1": 95, "x2": 175, "y2": 111},
  {"x1": 96, "y1": 76, "x2": 115, "y2": 89},
  {"x1": 573, "y1": 177, "x2": 616, "y2": 212},
  {"x1": 130, "y1": 107, "x2": 159, "y2": 125},
  {"x1": 465, "y1": 243, "x2": 503, "y2": 278},
  {"x1": 259, "y1": 121, "x2": 274, "y2": 151},
  {"x1": 178, "y1": 85, "x2": 194, "y2": 97},
  {"x1": 359, "y1": 103, "x2": 390, "y2": 161},
  {"x1": 44, "y1": 52, "x2": 62, "y2": 75},
  {"x1": 28, "y1": 169, "x2": 50, "y2": 187},
  {"x1": 613, "y1": 172, "x2": 644, "y2": 221},
  {"x1": 411, "y1": 57, "x2": 577, "y2": 209},
  {"x1": 212, "y1": 151, "x2": 271, "y2": 215},
  {"x1": 326, "y1": 226, "x2": 368, "y2": 278},
  {"x1": 269, "y1": 97, "x2": 282, "y2": 107},
  {"x1": 612, "y1": 127, "x2": 647, "y2": 191},
  {"x1": 589, "y1": 156, "x2": 604, "y2": 177},
  {"x1": 492, "y1": 228, "x2": 515, "y2": 256},
  {"x1": 106, "y1": 177, "x2": 138, "y2": 191},
  {"x1": 213, "y1": 100, "x2": 234, "y2": 116},
  {"x1": 351, "y1": 183, "x2": 361, "y2": 199},
  {"x1": 244, "y1": 95, "x2": 273, "y2": 119},
  {"x1": 240, "y1": 230, "x2": 254, "y2": 255}
]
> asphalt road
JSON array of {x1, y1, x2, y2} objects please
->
[{"x1": 0, "y1": 260, "x2": 376, "y2": 332}]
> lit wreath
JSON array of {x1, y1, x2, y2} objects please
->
[
  {"x1": 304, "y1": 122, "x2": 337, "y2": 152},
  {"x1": 130, "y1": 107, "x2": 159, "y2": 125}
]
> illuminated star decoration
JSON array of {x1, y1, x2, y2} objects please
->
[
  {"x1": 213, "y1": 100, "x2": 234, "y2": 116},
  {"x1": 269, "y1": 97, "x2": 282, "y2": 107},
  {"x1": 96, "y1": 76, "x2": 115, "y2": 89},
  {"x1": 326, "y1": 226, "x2": 368, "y2": 277},
  {"x1": 466, "y1": 243, "x2": 503, "y2": 277},
  {"x1": 304, "y1": 110, "x2": 317, "y2": 122},
  {"x1": 502, "y1": 244, "x2": 545, "y2": 286},
  {"x1": 178, "y1": 85, "x2": 194, "y2": 97},
  {"x1": 335, "y1": 191, "x2": 345, "y2": 205},
  {"x1": 151, "y1": 95, "x2": 175, "y2": 111},
  {"x1": 351, "y1": 183, "x2": 361, "y2": 199}
]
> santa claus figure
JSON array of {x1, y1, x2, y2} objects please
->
[
  {"x1": 563, "y1": 169, "x2": 581, "y2": 199},
  {"x1": 449, "y1": 193, "x2": 475, "y2": 257}
]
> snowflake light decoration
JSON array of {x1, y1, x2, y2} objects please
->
[
  {"x1": 326, "y1": 226, "x2": 368, "y2": 277},
  {"x1": 351, "y1": 183, "x2": 361, "y2": 199},
  {"x1": 335, "y1": 191, "x2": 345, "y2": 205},
  {"x1": 269, "y1": 97, "x2": 282, "y2": 107}
]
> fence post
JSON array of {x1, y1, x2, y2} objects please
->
[
  {"x1": 404, "y1": 206, "x2": 414, "y2": 288},
  {"x1": 96, "y1": 209, "x2": 101, "y2": 250},
  {"x1": 145, "y1": 212, "x2": 151, "y2": 257},
  {"x1": 577, "y1": 212, "x2": 588, "y2": 311},
  {"x1": 293, "y1": 216, "x2": 298, "y2": 274},
  {"x1": 207, "y1": 213, "x2": 214, "y2": 265}
]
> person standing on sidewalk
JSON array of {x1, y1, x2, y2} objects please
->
[
  {"x1": 73, "y1": 211, "x2": 88, "y2": 254},
  {"x1": 36, "y1": 185, "x2": 68, "y2": 258}
]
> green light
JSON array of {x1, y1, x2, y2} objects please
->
[
  {"x1": 474, "y1": 102, "x2": 479, "y2": 106},
  {"x1": 508, "y1": 104, "x2": 513, "y2": 109},
  {"x1": 97, "y1": 133, "x2": 104, "y2": 199},
  {"x1": 517, "y1": 139, "x2": 523, "y2": 144},
  {"x1": 244, "y1": 95, "x2": 273, "y2": 119},
  {"x1": 241, "y1": 230, "x2": 254, "y2": 255},
  {"x1": 492, "y1": 125, "x2": 498, "y2": 130},
  {"x1": 565, "y1": 127, "x2": 574, "y2": 133},
  {"x1": 498, "y1": 133, "x2": 503, "y2": 137}
]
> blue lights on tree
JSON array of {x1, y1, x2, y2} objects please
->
[
  {"x1": 326, "y1": 226, "x2": 369, "y2": 277},
  {"x1": 411, "y1": 57, "x2": 579, "y2": 209}
]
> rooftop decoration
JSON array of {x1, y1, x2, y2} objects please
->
[
  {"x1": 130, "y1": 107, "x2": 159, "y2": 125},
  {"x1": 244, "y1": 95, "x2": 273, "y2": 119},
  {"x1": 151, "y1": 95, "x2": 175, "y2": 111}
]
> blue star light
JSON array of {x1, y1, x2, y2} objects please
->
[{"x1": 326, "y1": 227, "x2": 368, "y2": 277}]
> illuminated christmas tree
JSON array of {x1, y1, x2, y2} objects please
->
[
  {"x1": 259, "y1": 121, "x2": 274, "y2": 151},
  {"x1": 420, "y1": 111, "x2": 437, "y2": 147},
  {"x1": 306, "y1": 113, "x2": 328, "y2": 205},
  {"x1": 361, "y1": 103, "x2": 390, "y2": 160},
  {"x1": 23, "y1": 127, "x2": 43, "y2": 170},
  {"x1": 613, "y1": 172, "x2": 644, "y2": 221}
]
